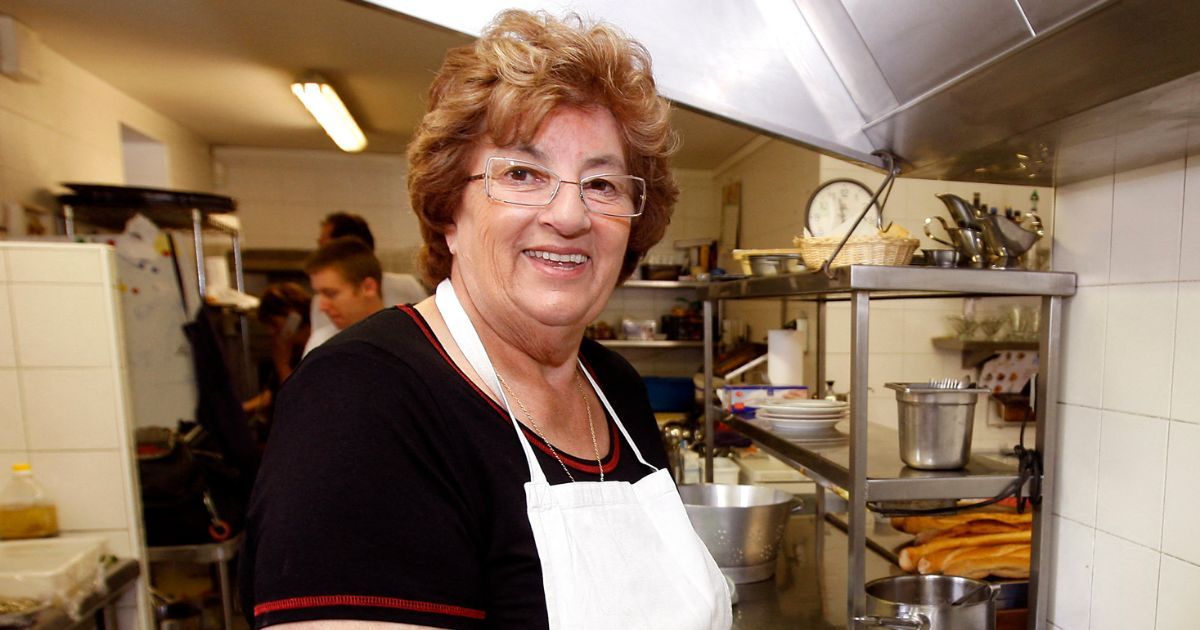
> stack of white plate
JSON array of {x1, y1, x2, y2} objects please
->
[{"x1": 755, "y1": 399, "x2": 849, "y2": 440}]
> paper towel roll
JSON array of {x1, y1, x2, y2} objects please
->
[
  {"x1": 767, "y1": 329, "x2": 806, "y2": 386},
  {"x1": 204, "y1": 255, "x2": 231, "y2": 293}
]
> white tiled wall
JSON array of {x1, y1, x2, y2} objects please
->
[
  {"x1": 0, "y1": 242, "x2": 151, "y2": 629},
  {"x1": 1047, "y1": 153, "x2": 1200, "y2": 629},
  {"x1": 213, "y1": 147, "x2": 422, "y2": 271}
]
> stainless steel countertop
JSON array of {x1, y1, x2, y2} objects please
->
[{"x1": 732, "y1": 514, "x2": 899, "y2": 629}]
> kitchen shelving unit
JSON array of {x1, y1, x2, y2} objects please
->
[
  {"x1": 931, "y1": 336, "x2": 1040, "y2": 369},
  {"x1": 598, "y1": 339, "x2": 704, "y2": 348},
  {"x1": 57, "y1": 183, "x2": 243, "y2": 300},
  {"x1": 56, "y1": 184, "x2": 254, "y2": 394},
  {"x1": 699, "y1": 264, "x2": 1075, "y2": 630},
  {"x1": 598, "y1": 277, "x2": 710, "y2": 353}
]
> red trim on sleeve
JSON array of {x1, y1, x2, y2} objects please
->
[
  {"x1": 399, "y1": 304, "x2": 620, "y2": 475},
  {"x1": 254, "y1": 594, "x2": 486, "y2": 620}
]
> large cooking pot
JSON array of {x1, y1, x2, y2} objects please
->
[
  {"x1": 678, "y1": 483, "x2": 801, "y2": 583},
  {"x1": 856, "y1": 574, "x2": 997, "y2": 630}
]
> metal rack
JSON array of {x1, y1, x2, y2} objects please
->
[
  {"x1": 57, "y1": 183, "x2": 243, "y2": 300},
  {"x1": 56, "y1": 184, "x2": 253, "y2": 393},
  {"x1": 600, "y1": 277, "x2": 711, "y2": 351},
  {"x1": 699, "y1": 264, "x2": 1075, "y2": 630}
]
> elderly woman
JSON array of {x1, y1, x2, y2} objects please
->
[{"x1": 240, "y1": 10, "x2": 730, "y2": 630}]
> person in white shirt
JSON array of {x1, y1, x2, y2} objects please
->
[{"x1": 304, "y1": 213, "x2": 428, "y2": 355}]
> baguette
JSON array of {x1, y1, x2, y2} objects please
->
[
  {"x1": 913, "y1": 519, "x2": 1029, "y2": 545},
  {"x1": 898, "y1": 530, "x2": 1032, "y2": 572},
  {"x1": 942, "y1": 545, "x2": 1031, "y2": 580},
  {"x1": 891, "y1": 511, "x2": 1033, "y2": 535},
  {"x1": 917, "y1": 543, "x2": 1028, "y2": 575}
]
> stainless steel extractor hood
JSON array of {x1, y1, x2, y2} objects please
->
[{"x1": 362, "y1": 0, "x2": 1200, "y2": 186}]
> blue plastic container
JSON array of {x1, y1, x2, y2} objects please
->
[{"x1": 643, "y1": 376, "x2": 695, "y2": 411}]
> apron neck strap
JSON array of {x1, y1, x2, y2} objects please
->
[
  {"x1": 577, "y1": 363, "x2": 656, "y2": 470},
  {"x1": 433, "y1": 279, "x2": 657, "y2": 481},
  {"x1": 435, "y1": 280, "x2": 545, "y2": 483}
]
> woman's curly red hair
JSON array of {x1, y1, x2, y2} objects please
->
[{"x1": 406, "y1": 10, "x2": 679, "y2": 286}]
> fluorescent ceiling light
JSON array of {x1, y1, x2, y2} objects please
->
[{"x1": 291, "y1": 74, "x2": 367, "y2": 153}]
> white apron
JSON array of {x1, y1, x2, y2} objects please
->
[{"x1": 435, "y1": 280, "x2": 732, "y2": 630}]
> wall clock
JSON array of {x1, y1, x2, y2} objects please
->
[{"x1": 803, "y1": 178, "x2": 880, "y2": 237}]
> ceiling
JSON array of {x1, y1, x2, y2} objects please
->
[{"x1": 0, "y1": 0, "x2": 760, "y2": 169}]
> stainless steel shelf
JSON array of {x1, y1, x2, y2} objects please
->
[
  {"x1": 725, "y1": 417, "x2": 1025, "y2": 502},
  {"x1": 621, "y1": 279, "x2": 708, "y2": 289},
  {"x1": 598, "y1": 339, "x2": 704, "y2": 348},
  {"x1": 701, "y1": 262, "x2": 1074, "y2": 628},
  {"x1": 931, "y1": 336, "x2": 1040, "y2": 368},
  {"x1": 700, "y1": 265, "x2": 1076, "y2": 301}
]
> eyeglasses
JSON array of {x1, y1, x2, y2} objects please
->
[{"x1": 467, "y1": 156, "x2": 646, "y2": 218}]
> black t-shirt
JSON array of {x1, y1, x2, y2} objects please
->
[{"x1": 240, "y1": 305, "x2": 669, "y2": 628}]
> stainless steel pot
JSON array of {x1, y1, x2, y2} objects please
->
[
  {"x1": 856, "y1": 574, "x2": 997, "y2": 630},
  {"x1": 678, "y1": 484, "x2": 801, "y2": 583},
  {"x1": 886, "y1": 383, "x2": 990, "y2": 470}
]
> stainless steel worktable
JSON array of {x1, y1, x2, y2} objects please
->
[{"x1": 732, "y1": 514, "x2": 898, "y2": 629}]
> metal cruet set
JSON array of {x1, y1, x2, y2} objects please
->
[{"x1": 923, "y1": 193, "x2": 1044, "y2": 270}]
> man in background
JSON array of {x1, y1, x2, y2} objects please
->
[
  {"x1": 303, "y1": 237, "x2": 386, "y2": 352},
  {"x1": 305, "y1": 212, "x2": 428, "y2": 354},
  {"x1": 317, "y1": 212, "x2": 374, "y2": 249}
]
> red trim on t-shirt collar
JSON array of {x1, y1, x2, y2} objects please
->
[
  {"x1": 399, "y1": 304, "x2": 620, "y2": 476},
  {"x1": 254, "y1": 594, "x2": 486, "y2": 620}
]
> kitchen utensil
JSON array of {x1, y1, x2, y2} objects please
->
[
  {"x1": 950, "y1": 581, "x2": 992, "y2": 607},
  {"x1": 748, "y1": 253, "x2": 803, "y2": 276},
  {"x1": 933, "y1": 194, "x2": 983, "y2": 232},
  {"x1": 856, "y1": 574, "x2": 997, "y2": 630},
  {"x1": 762, "y1": 416, "x2": 843, "y2": 434},
  {"x1": 767, "y1": 419, "x2": 846, "y2": 438},
  {"x1": 922, "y1": 216, "x2": 987, "y2": 269},
  {"x1": 954, "y1": 228, "x2": 988, "y2": 268},
  {"x1": 679, "y1": 484, "x2": 801, "y2": 583},
  {"x1": 922, "y1": 248, "x2": 960, "y2": 268},
  {"x1": 732, "y1": 248, "x2": 805, "y2": 275},
  {"x1": 923, "y1": 216, "x2": 958, "y2": 248},
  {"x1": 886, "y1": 383, "x2": 990, "y2": 470},
  {"x1": 758, "y1": 408, "x2": 845, "y2": 420},
  {"x1": 936, "y1": 193, "x2": 1043, "y2": 269},
  {"x1": 756, "y1": 399, "x2": 848, "y2": 416}
]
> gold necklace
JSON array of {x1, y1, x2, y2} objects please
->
[
  {"x1": 496, "y1": 370, "x2": 604, "y2": 483},
  {"x1": 574, "y1": 372, "x2": 604, "y2": 482}
]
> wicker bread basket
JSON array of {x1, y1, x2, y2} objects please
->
[{"x1": 792, "y1": 233, "x2": 920, "y2": 271}]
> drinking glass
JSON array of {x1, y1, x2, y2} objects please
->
[
  {"x1": 1007, "y1": 305, "x2": 1039, "y2": 341},
  {"x1": 978, "y1": 315, "x2": 1005, "y2": 340},
  {"x1": 946, "y1": 315, "x2": 979, "y2": 340}
]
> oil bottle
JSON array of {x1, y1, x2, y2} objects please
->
[{"x1": 0, "y1": 463, "x2": 59, "y2": 539}]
